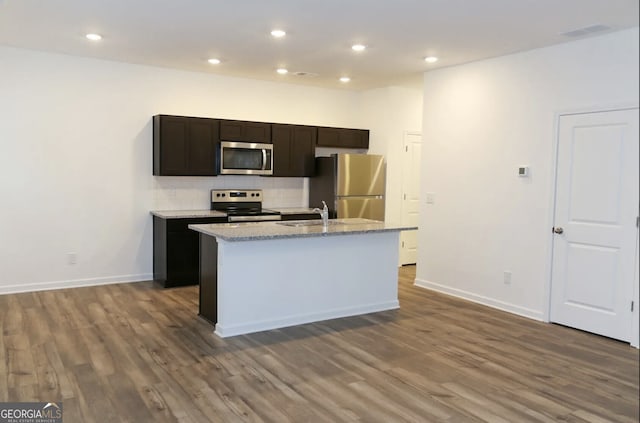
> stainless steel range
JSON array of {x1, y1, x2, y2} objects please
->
[{"x1": 211, "y1": 189, "x2": 281, "y2": 222}]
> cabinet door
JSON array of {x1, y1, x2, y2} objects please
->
[
  {"x1": 316, "y1": 127, "x2": 341, "y2": 148},
  {"x1": 317, "y1": 127, "x2": 369, "y2": 149},
  {"x1": 156, "y1": 116, "x2": 189, "y2": 175},
  {"x1": 166, "y1": 230, "x2": 199, "y2": 284},
  {"x1": 352, "y1": 129, "x2": 370, "y2": 148},
  {"x1": 272, "y1": 124, "x2": 316, "y2": 177},
  {"x1": 290, "y1": 126, "x2": 316, "y2": 175},
  {"x1": 153, "y1": 115, "x2": 219, "y2": 176},
  {"x1": 220, "y1": 120, "x2": 271, "y2": 143},
  {"x1": 154, "y1": 217, "x2": 226, "y2": 288},
  {"x1": 187, "y1": 118, "x2": 219, "y2": 175}
]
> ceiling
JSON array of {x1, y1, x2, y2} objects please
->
[{"x1": 0, "y1": 0, "x2": 638, "y2": 91}]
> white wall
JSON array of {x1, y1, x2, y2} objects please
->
[
  {"x1": 360, "y1": 86, "x2": 424, "y2": 227},
  {"x1": 0, "y1": 46, "x2": 363, "y2": 293},
  {"x1": 416, "y1": 28, "x2": 639, "y2": 324}
]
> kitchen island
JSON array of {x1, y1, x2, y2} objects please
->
[{"x1": 189, "y1": 218, "x2": 416, "y2": 337}]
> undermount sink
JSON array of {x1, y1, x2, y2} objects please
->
[{"x1": 277, "y1": 220, "x2": 344, "y2": 227}]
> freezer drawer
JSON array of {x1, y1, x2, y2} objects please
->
[{"x1": 336, "y1": 197, "x2": 385, "y2": 221}]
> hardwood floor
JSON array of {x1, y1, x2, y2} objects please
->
[{"x1": 1, "y1": 266, "x2": 638, "y2": 422}]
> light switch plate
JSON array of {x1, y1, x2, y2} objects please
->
[{"x1": 425, "y1": 193, "x2": 435, "y2": 204}]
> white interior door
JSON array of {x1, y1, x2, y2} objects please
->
[
  {"x1": 550, "y1": 108, "x2": 639, "y2": 342},
  {"x1": 400, "y1": 132, "x2": 422, "y2": 265}
]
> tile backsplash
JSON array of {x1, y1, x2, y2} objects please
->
[{"x1": 152, "y1": 175, "x2": 308, "y2": 210}]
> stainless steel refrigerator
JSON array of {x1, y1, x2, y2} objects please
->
[{"x1": 309, "y1": 154, "x2": 385, "y2": 221}]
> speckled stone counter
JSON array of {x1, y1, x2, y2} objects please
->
[
  {"x1": 189, "y1": 218, "x2": 416, "y2": 242},
  {"x1": 193, "y1": 218, "x2": 416, "y2": 338},
  {"x1": 151, "y1": 210, "x2": 227, "y2": 219},
  {"x1": 151, "y1": 207, "x2": 327, "y2": 219}
]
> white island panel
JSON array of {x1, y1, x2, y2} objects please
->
[{"x1": 215, "y1": 231, "x2": 400, "y2": 337}]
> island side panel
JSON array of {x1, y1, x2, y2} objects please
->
[
  {"x1": 199, "y1": 233, "x2": 218, "y2": 324},
  {"x1": 153, "y1": 216, "x2": 167, "y2": 283},
  {"x1": 215, "y1": 231, "x2": 400, "y2": 337}
]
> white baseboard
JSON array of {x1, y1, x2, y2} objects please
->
[
  {"x1": 215, "y1": 300, "x2": 400, "y2": 338},
  {"x1": 414, "y1": 278, "x2": 544, "y2": 322},
  {"x1": 0, "y1": 273, "x2": 153, "y2": 295}
]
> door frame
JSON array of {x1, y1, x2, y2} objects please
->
[
  {"x1": 399, "y1": 130, "x2": 422, "y2": 265},
  {"x1": 544, "y1": 103, "x2": 640, "y2": 348}
]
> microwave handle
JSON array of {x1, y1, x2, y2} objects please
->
[{"x1": 262, "y1": 149, "x2": 267, "y2": 170}]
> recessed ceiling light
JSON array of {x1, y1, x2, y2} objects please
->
[
  {"x1": 271, "y1": 29, "x2": 286, "y2": 38},
  {"x1": 424, "y1": 56, "x2": 439, "y2": 63},
  {"x1": 85, "y1": 33, "x2": 102, "y2": 41},
  {"x1": 351, "y1": 44, "x2": 366, "y2": 52},
  {"x1": 339, "y1": 77, "x2": 351, "y2": 83},
  {"x1": 207, "y1": 58, "x2": 221, "y2": 65},
  {"x1": 276, "y1": 68, "x2": 288, "y2": 75}
]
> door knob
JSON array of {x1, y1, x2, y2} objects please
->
[{"x1": 553, "y1": 227, "x2": 564, "y2": 234}]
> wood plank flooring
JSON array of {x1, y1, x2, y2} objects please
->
[{"x1": 1, "y1": 266, "x2": 638, "y2": 422}]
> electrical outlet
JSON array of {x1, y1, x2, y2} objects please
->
[
  {"x1": 67, "y1": 253, "x2": 77, "y2": 265},
  {"x1": 503, "y1": 271, "x2": 512, "y2": 285}
]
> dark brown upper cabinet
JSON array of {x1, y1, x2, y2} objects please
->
[
  {"x1": 317, "y1": 127, "x2": 369, "y2": 149},
  {"x1": 153, "y1": 115, "x2": 219, "y2": 176},
  {"x1": 219, "y1": 119, "x2": 271, "y2": 144},
  {"x1": 271, "y1": 124, "x2": 317, "y2": 177}
]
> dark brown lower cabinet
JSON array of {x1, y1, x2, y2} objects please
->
[{"x1": 153, "y1": 216, "x2": 226, "y2": 288}]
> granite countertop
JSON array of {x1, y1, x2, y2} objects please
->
[
  {"x1": 151, "y1": 207, "x2": 319, "y2": 219},
  {"x1": 150, "y1": 210, "x2": 227, "y2": 219},
  {"x1": 189, "y1": 218, "x2": 417, "y2": 242}
]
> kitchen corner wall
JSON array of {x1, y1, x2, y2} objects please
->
[
  {"x1": 0, "y1": 46, "x2": 372, "y2": 294},
  {"x1": 417, "y1": 28, "x2": 639, "y2": 327},
  {"x1": 359, "y1": 86, "x2": 423, "y2": 228}
]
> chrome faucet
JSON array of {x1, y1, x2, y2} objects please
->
[{"x1": 312, "y1": 201, "x2": 329, "y2": 227}]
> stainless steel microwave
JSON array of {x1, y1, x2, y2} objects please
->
[{"x1": 219, "y1": 141, "x2": 273, "y2": 175}]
